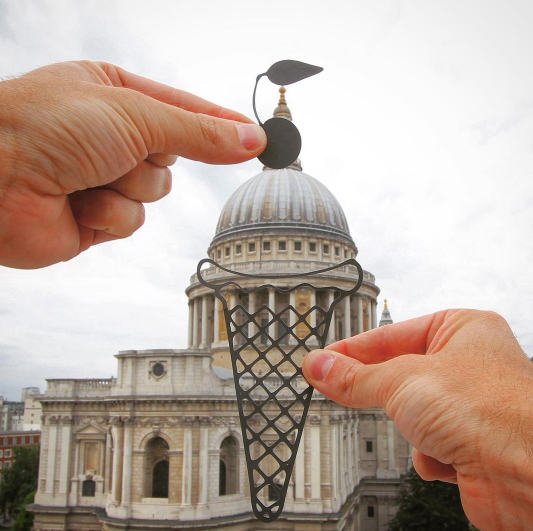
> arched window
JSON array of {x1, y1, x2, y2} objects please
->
[
  {"x1": 219, "y1": 436, "x2": 239, "y2": 496},
  {"x1": 144, "y1": 436, "x2": 170, "y2": 498}
]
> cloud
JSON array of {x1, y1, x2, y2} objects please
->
[{"x1": 0, "y1": 0, "x2": 532, "y2": 402}]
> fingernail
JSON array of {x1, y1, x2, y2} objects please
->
[
  {"x1": 236, "y1": 123, "x2": 266, "y2": 151},
  {"x1": 306, "y1": 350, "x2": 336, "y2": 381}
]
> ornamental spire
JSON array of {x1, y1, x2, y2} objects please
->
[
  {"x1": 379, "y1": 299, "x2": 393, "y2": 327},
  {"x1": 273, "y1": 86, "x2": 292, "y2": 121},
  {"x1": 268, "y1": 87, "x2": 302, "y2": 171}
]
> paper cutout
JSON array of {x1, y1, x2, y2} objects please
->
[
  {"x1": 252, "y1": 60, "x2": 323, "y2": 169},
  {"x1": 197, "y1": 258, "x2": 363, "y2": 521}
]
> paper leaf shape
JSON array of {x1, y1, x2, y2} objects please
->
[{"x1": 266, "y1": 60, "x2": 323, "y2": 86}]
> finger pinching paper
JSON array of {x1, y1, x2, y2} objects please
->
[
  {"x1": 253, "y1": 60, "x2": 323, "y2": 169},
  {"x1": 197, "y1": 259, "x2": 363, "y2": 522}
]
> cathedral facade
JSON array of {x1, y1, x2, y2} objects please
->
[{"x1": 32, "y1": 94, "x2": 410, "y2": 531}]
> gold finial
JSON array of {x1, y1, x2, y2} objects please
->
[
  {"x1": 384, "y1": 298, "x2": 388, "y2": 309},
  {"x1": 273, "y1": 86, "x2": 292, "y2": 121},
  {"x1": 279, "y1": 86, "x2": 287, "y2": 104}
]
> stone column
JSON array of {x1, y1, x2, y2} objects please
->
[
  {"x1": 357, "y1": 296, "x2": 364, "y2": 334},
  {"x1": 213, "y1": 297, "x2": 220, "y2": 346},
  {"x1": 188, "y1": 301, "x2": 193, "y2": 348},
  {"x1": 310, "y1": 418, "x2": 321, "y2": 500},
  {"x1": 198, "y1": 423, "x2": 209, "y2": 505},
  {"x1": 200, "y1": 295, "x2": 208, "y2": 349},
  {"x1": 111, "y1": 420, "x2": 124, "y2": 503},
  {"x1": 248, "y1": 291, "x2": 256, "y2": 338},
  {"x1": 329, "y1": 419, "x2": 338, "y2": 501},
  {"x1": 104, "y1": 430, "x2": 113, "y2": 493},
  {"x1": 182, "y1": 425, "x2": 193, "y2": 505},
  {"x1": 295, "y1": 431, "x2": 305, "y2": 500},
  {"x1": 376, "y1": 417, "x2": 388, "y2": 479},
  {"x1": 121, "y1": 418, "x2": 134, "y2": 506},
  {"x1": 45, "y1": 417, "x2": 59, "y2": 495},
  {"x1": 387, "y1": 419, "x2": 398, "y2": 475},
  {"x1": 289, "y1": 290, "x2": 297, "y2": 344},
  {"x1": 346, "y1": 420, "x2": 353, "y2": 492},
  {"x1": 268, "y1": 288, "x2": 276, "y2": 338},
  {"x1": 192, "y1": 298, "x2": 199, "y2": 348},
  {"x1": 371, "y1": 299, "x2": 377, "y2": 330},
  {"x1": 327, "y1": 291, "x2": 335, "y2": 344},
  {"x1": 309, "y1": 290, "x2": 317, "y2": 328},
  {"x1": 338, "y1": 422, "x2": 345, "y2": 496},
  {"x1": 343, "y1": 296, "x2": 351, "y2": 339},
  {"x1": 58, "y1": 419, "x2": 73, "y2": 498}
]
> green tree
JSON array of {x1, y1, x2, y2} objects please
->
[
  {"x1": 11, "y1": 491, "x2": 35, "y2": 531},
  {"x1": 0, "y1": 446, "x2": 39, "y2": 520},
  {"x1": 388, "y1": 467, "x2": 471, "y2": 531}
]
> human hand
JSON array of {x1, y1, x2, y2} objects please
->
[
  {"x1": 302, "y1": 310, "x2": 533, "y2": 531},
  {"x1": 0, "y1": 61, "x2": 266, "y2": 269}
]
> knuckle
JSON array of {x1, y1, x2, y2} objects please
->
[
  {"x1": 195, "y1": 114, "x2": 224, "y2": 148},
  {"x1": 337, "y1": 363, "x2": 361, "y2": 402},
  {"x1": 161, "y1": 167, "x2": 172, "y2": 196}
]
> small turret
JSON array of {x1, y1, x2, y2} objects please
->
[{"x1": 379, "y1": 299, "x2": 394, "y2": 327}]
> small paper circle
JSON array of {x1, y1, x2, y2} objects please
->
[{"x1": 258, "y1": 118, "x2": 301, "y2": 169}]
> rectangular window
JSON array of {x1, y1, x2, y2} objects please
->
[
  {"x1": 225, "y1": 246, "x2": 230, "y2": 257},
  {"x1": 4, "y1": 461, "x2": 11, "y2": 468},
  {"x1": 309, "y1": 242, "x2": 316, "y2": 253},
  {"x1": 323, "y1": 244, "x2": 329, "y2": 255},
  {"x1": 263, "y1": 241, "x2": 271, "y2": 252},
  {"x1": 335, "y1": 246, "x2": 340, "y2": 256},
  {"x1": 236, "y1": 244, "x2": 242, "y2": 254},
  {"x1": 344, "y1": 248, "x2": 348, "y2": 258},
  {"x1": 29, "y1": 437, "x2": 34, "y2": 444},
  {"x1": 365, "y1": 440, "x2": 373, "y2": 453},
  {"x1": 4, "y1": 450, "x2": 12, "y2": 458},
  {"x1": 217, "y1": 249, "x2": 221, "y2": 260},
  {"x1": 294, "y1": 241, "x2": 302, "y2": 251},
  {"x1": 278, "y1": 241, "x2": 286, "y2": 251},
  {"x1": 0, "y1": 462, "x2": 2, "y2": 469},
  {"x1": 367, "y1": 505, "x2": 375, "y2": 518},
  {"x1": 0, "y1": 450, "x2": 3, "y2": 457},
  {"x1": 249, "y1": 242, "x2": 256, "y2": 253}
]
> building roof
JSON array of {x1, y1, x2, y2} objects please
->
[{"x1": 213, "y1": 167, "x2": 352, "y2": 242}]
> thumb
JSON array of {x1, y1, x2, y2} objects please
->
[
  {"x1": 302, "y1": 349, "x2": 410, "y2": 409},
  {"x1": 122, "y1": 90, "x2": 267, "y2": 164}
]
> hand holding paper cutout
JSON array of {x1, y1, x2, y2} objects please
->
[
  {"x1": 303, "y1": 309, "x2": 533, "y2": 531},
  {"x1": 0, "y1": 61, "x2": 266, "y2": 269}
]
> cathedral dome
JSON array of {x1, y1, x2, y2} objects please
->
[{"x1": 212, "y1": 166, "x2": 352, "y2": 243}]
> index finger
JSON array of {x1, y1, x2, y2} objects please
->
[
  {"x1": 327, "y1": 310, "x2": 456, "y2": 363},
  {"x1": 96, "y1": 62, "x2": 253, "y2": 124}
]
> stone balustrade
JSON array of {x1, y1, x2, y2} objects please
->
[{"x1": 191, "y1": 260, "x2": 375, "y2": 286}]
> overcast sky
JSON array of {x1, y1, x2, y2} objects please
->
[{"x1": 1, "y1": 0, "x2": 532, "y2": 400}]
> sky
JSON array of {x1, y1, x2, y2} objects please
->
[{"x1": 0, "y1": 0, "x2": 532, "y2": 400}]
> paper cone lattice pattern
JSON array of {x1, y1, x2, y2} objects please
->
[{"x1": 197, "y1": 259, "x2": 363, "y2": 522}]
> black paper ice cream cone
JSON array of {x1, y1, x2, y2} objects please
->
[{"x1": 197, "y1": 258, "x2": 363, "y2": 522}]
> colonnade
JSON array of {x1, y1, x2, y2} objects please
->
[{"x1": 188, "y1": 290, "x2": 378, "y2": 349}]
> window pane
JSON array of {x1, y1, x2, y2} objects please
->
[{"x1": 294, "y1": 241, "x2": 302, "y2": 251}]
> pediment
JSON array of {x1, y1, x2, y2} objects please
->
[{"x1": 75, "y1": 422, "x2": 107, "y2": 437}]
